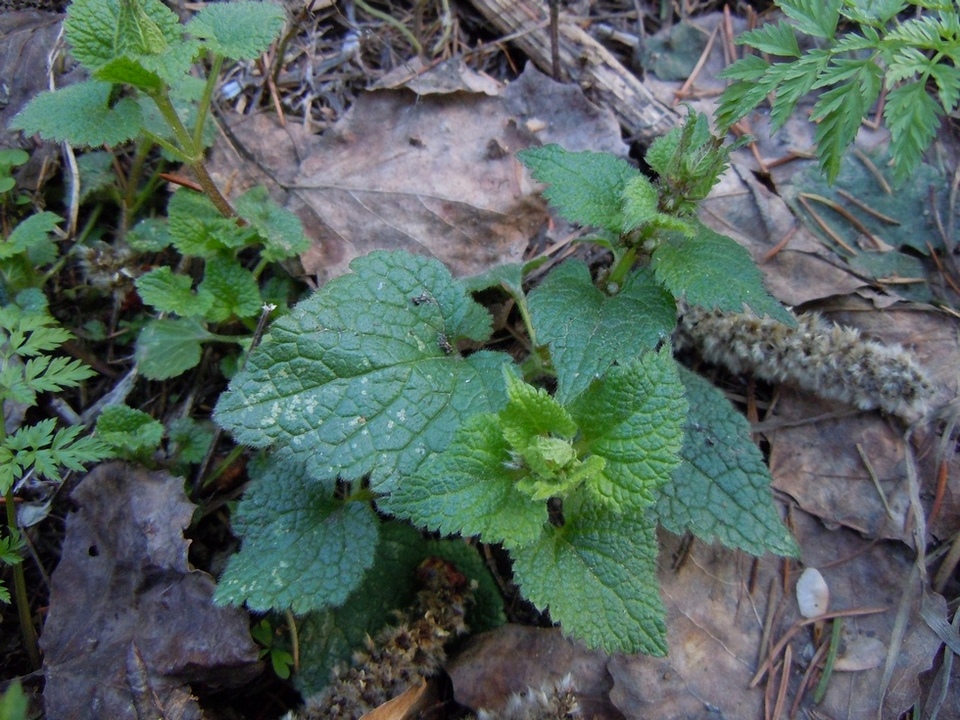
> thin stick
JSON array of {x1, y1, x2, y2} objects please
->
[
  {"x1": 771, "y1": 644, "x2": 791, "y2": 720},
  {"x1": 835, "y1": 188, "x2": 901, "y2": 225},
  {"x1": 675, "y1": 23, "x2": 720, "y2": 101},
  {"x1": 750, "y1": 606, "x2": 888, "y2": 687},
  {"x1": 548, "y1": 0, "x2": 560, "y2": 80},
  {"x1": 761, "y1": 225, "x2": 797, "y2": 262},
  {"x1": 853, "y1": 148, "x2": 893, "y2": 194},
  {"x1": 797, "y1": 194, "x2": 858, "y2": 255},
  {"x1": 801, "y1": 192, "x2": 886, "y2": 249},
  {"x1": 857, "y1": 443, "x2": 895, "y2": 520}
]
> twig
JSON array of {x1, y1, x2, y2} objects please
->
[
  {"x1": 835, "y1": 188, "x2": 900, "y2": 225},
  {"x1": 853, "y1": 149, "x2": 892, "y2": 194},
  {"x1": 856, "y1": 442, "x2": 895, "y2": 520},
  {"x1": 675, "y1": 22, "x2": 720, "y2": 102},
  {"x1": 800, "y1": 192, "x2": 886, "y2": 250},
  {"x1": 797, "y1": 194, "x2": 857, "y2": 255},
  {"x1": 750, "y1": 606, "x2": 888, "y2": 687}
]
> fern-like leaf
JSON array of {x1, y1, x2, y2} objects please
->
[{"x1": 884, "y1": 81, "x2": 941, "y2": 181}]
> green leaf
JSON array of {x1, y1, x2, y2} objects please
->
[
  {"x1": 652, "y1": 226, "x2": 794, "y2": 325},
  {"x1": 0, "y1": 212, "x2": 61, "y2": 262},
  {"x1": 620, "y1": 175, "x2": 660, "y2": 232},
  {"x1": 0, "y1": 149, "x2": 29, "y2": 171},
  {"x1": 0, "y1": 681, "x2": 27, "y2": 720},
  {"x1": 0, "y1": 532, "x2": 25, "y2": 566},
  {"x1": 928, "y1": 62, "x2": 960, "y2": 113},
  {"x1": 135, "y1": 316, "x2": 216, "y2": 380},
  {"x1": 214, "y1": 250, "x2": 512, "y2": 491},
  {"x1": 718, "y1": 54, "x2": 771, "y2": 82},
  {"x1": 884, "y1": 81, "x2": 941, "y2": 183},
  {"x1": 656, "y1": 369, "x2": 800, "y2": 557},
  {"x1": 568, "y1": 348, "x2": 687, "y2": 513},
  {"x1": 167, "y1": 189, "x2": 257, "y2": 258},
  {"x1": 66, "y1": 0, "x2": 173, "y2": 69},
  {"x1": 234, "y1": 186, "x2": 310, "y2": 262},
  {"x1": 512, "y1": 501, "x2": 667, "y2": 655},
  {"x1": 187, "y1": 1, "x2": 285, "y2": 60},
  {"x1": 198, "y1": 256, "x2": 262, "y2": 321},
  {"x1": 20, "y1": 355, "x2": 97, "y2": 397},
  {"x1": 517, "y1": 145, "x2": 638, "y2": 232},
  {"x1": 529, "y1": 260, "x2": 675, "y2": 403},
  {"x1": 76, "y1": 151, "x2": 118, "y2": 202},
  {"x1": 737, "y1": 21, "x2": 801, "y2": 57},
  {"x1": 92, "y1": 55, "x2": 163, "y2": 92},
  {"x1": 166, "y1": 417, "x2": 214, "y2": 464},
  {"x1": 214, "y1": 453, "x2": 379, "y2": 614},
  {"x1": 95, "y1": 404, "x2": 165, "y2": 454},
  {"x1": 809, "y1": 69, "x2": 882, "y2": 182},
  {"x1": 127, "y1": 217, "x2": 172, "y2": 252},
  {"x1": 843, "y1": 0, "x2": 905, "y2": 25},
  {"x1": 769, "y1": 51, "x2": 831, "y2": 130},
  {"x1": 10, "y1": 81, "x2": 142, "y2": 148},
  {"x1": 778, "y1": 0, "x2": 841, "y2": 39},
  {"x1": 0, "y1": 419, "x2": 110, "y2": 492},
  {"x1": 135, "y1": 266, "x2": 214, "y2": 317},
  {"x1": 294, "y1": 522, "x2": 504, "y2": 695},
  {"x1": 64, "y1": 0, "x2": 194, "y2": 84},
  {"x1": 379, "y1": 412, "x2": 548, "y2": 548}
]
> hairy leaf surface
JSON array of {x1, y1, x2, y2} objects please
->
[
  {"x1": 135, "y1": 317, "x2": 217, "y2": 380},
  {"x1": 517, "y1": 145, "x2": 636, "y2": 232},
  {"x1": 568, "y1": 348, "x2": 687, "y2": 512},
  {"x1": 215, "y1": 250, "x2": 512, "y2": 490},
  {"x1": 378, "y1": 413, "x2": 548, "y2": 548},
  {"x1": 656, "y1": 369, "x2": 800, "y2": 557},
  {"x1": 187, "y1": 1, "x2": 285, "y2": 60},
  {"x1": 95, "y1": 404, "x2": 165, "y2": 454},
  {"x1": 529, "y1": 260, "x2": 675, "y2": 403},
  {"x1": 652, "y1": 226, "x2": 794, "y2": 325},
  {"x1": 11, "y1": 81, "x2": 142, "y2": 148},
  {"x1": 214, "y1": 453, "x2": 378, "y2": 614},
  {"x1": 512, "y1": 501, "x2": 667, "y2": 655},
  {"x1": 135, "y1": 266, "x2": 213, "y2": 317}
]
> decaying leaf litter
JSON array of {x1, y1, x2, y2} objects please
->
[{"x1": 1, "y1": 0, "x2": 958, "y2": 717}]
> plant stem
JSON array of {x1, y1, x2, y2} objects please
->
[
  {"x1": 606, "y1": 246, "x2": 638, "y2": 290},
  {"x1": 194, "y1": 55, "x2": 223, "y2": 152},
  {"x1": 150, "y1": 90, "x2": 236, "y2": 218},
  {"x1": 4, "y1": 489, "x2": 40, "y2": 670}
]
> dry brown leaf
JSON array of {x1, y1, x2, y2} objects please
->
[
  {"x1": 447, "y1": 624, "x2": 621, "y2": 719},
  {"x1": 606, "y1": 510, "x2": 941, "y2": 719},
  {"x1": 40, "y1": 463, "x2": 261, "y2": 720},
  {"x1": 209, "y1": 64, "x2": 629, "y2": 284},
  {"x1": 358, "y1": 677, "x2": 435, "y2": 720}
]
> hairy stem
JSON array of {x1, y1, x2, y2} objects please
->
[{"x1": 4, "y1": 487, "x2": 40, "y2": 670}]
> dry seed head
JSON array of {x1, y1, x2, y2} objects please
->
[{"x1": 674, "y1": 301, "x2": 934, "y2": 422}]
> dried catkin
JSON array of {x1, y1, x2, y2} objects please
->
[
  {"x1": 476, "y1": 674, "x2": 581, "y2": 720},
  {"x1": 291, "y1": 557, "x2": 474, "y2": 720},
  {"x1": 673, "y1": 302, "x2": 934, "y2": 423}
]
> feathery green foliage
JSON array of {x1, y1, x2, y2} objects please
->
[{"x1": 716, "y1": 0, "x2": 960, "y2": 182}]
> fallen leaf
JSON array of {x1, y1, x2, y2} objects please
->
[
  {"x1": 833, "y1": 630, "x2": 886, "y2": 672},
  {"x1": 447, "y1": 624, "x2": 621, "y2": 719},
  {"x1": 606, "y1": 510, "x2": 941, "y2": 719},
  {"x1": 209, "y1": 64, "x2": 629, "y2": 284},
  {"x1": 359, "y1": 677, "x2": 435, "y2": 720},
  {"x1": 40, "y1": 462, "x2": 261, "y2": 720}
]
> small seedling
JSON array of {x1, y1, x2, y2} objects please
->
[{"x1": 213, "y1": 111, "x2": 800, "y2": 662}]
